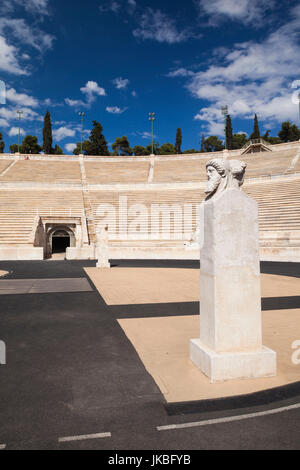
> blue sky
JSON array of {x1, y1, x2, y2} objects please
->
[{"x1": 0, "y1": 0, "x2": 300, "y2": 154}]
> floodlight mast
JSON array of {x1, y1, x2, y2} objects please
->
[
  {"x1": 78, "y1": 112, "x2": 85, "y2": 155},
  {"x1": 149, "y1": 112, "x2": 156, "y2": 155},
  {"x1": 221, "y1": 105, "x2": 229, "y2": 149},
  {"x1": 17, "y1": 110, "x2": 23, "y2": 153}
]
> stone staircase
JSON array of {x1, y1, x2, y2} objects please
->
[
  {"x1": 244, "y1": 178, "x2": 300, "y2": 230},
  {"x1": 0, "y1": 160, "x2": 81, "y2": 183},
  {"x1": 0, "y1": 209, "x2": 37, "y2": 245},
  {"x1": 85, "y1": 161, "x2": 150, "y2": 184},
  {"x1": 0, "y1": 190, "x2": 85, "y2": 246}
]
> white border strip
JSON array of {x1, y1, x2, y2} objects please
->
[
  {"x1": 58, "y1": 432, "x2": 111, "y2": 443},
  {"x1": 0, "y1": 444, "x2": 6, "y2": 450},
  {"x1": 157, "y1": 402, "x2": 300, "y2": 431}
]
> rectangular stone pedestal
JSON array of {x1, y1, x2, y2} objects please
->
[
  {"x1": 96, "y1": 261, "x2": 110, "y2": 268},
  {"x1": 190, "y1": 339, "x2": 276, "y2": 383}
]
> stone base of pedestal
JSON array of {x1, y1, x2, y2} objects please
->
[
  {"x1": 190, "y1": 339, "x2": 276, "y2": 383},
  {"x1": 96, "y1": 262, "x2": 110, "y2": 268}
]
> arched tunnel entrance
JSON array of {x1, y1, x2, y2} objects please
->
[
  {"x1": 46, "y1": 225, "x2": 76, "y2": 258},
  {"x1": 52, "y1": 229, "x2": 71, "y2": 254}
]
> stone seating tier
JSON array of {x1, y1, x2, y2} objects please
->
[{"x1": 0, "y1": 190, "x2": 84, "y2": 244}]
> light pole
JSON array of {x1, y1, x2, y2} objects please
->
[
  {"x1": 78, "y1": 112, "x2": 85, "y2": 155},
  {"x1": 149, "y1": 112, "x2": 156, "y2": 155},
  {"x1": 17, "y1": 110, "x2": 23, "y2": 153},
  {"x1": 221, "y1": 105, "x2": 228, "y2": 149}
]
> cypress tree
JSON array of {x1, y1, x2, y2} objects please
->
[
  {"x1": 225, "y1": 115, "x2": 233, "y2": 150},
  {"x1": 250, "y1": 114, "x2": 260, "y2": 140},
  {"x1": 0, "y1": 132, "x2": 4, "y2": 153},
  {"x1": 175, "y1": 128, "x2": 182, "y2": 154},
  {"x1": 200, "y1": 133, "x2": 205, "y2": 152},
  {"x1": 43, "y1": 109, "x2": 53, "y2": 154}
]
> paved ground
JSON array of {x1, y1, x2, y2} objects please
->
[
  {"x1": 84, "y1": 265, "x2": 300, "y2": 402},
  {"x1": 0, "y1": 260, "x2": 299, "y2": 450}
]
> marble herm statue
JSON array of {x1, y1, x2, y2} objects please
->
[
  {"x1": 205, "y1": 158, "x2": 247, "y2": 200},
  {"x1": 96, "y1": 225, "x2": 110, "y2": 268},
  {"x1": 190, "y1": 158, "x2": 276, "y2": 382}
]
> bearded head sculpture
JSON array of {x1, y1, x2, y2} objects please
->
[{"x1": 205, "y1": 158, "x2": 247, "y2": 201}]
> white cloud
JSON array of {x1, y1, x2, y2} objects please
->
[
  {"x1": 127, "y1": 0, "x2": 136, "y2": 11},
  {"x1": 81, "y1": 80, "x2": 106, "y2": 98},
  {"x1": 0, "y1": 118, "x2": 9, "y2": 128},
  {"x1": 8, "y1": 126, "x2": 25, "y2": 137},
  {"x1": 170, "y1": 5, "x2": 300, "y2": 136},
  {"x1": 113, "y1": 77, "x2": 130, "y2": 89},
  {"x1": 65, "y1": 98, "x2": 87, "y2": 108},
  {"x1": 53, "y1": 127, "x2": 76, "y2": 141},
  {"x1": 6, "y1": 88, "x2": 39, "y2": 107},
  {"x1": 0, "y1": 106, "x2": 41, "y2": 123},
  {"x1": 106, "y1": 106, "x2": 127, "y2": 114},
  {"x1": 0, "y1": 6, "x2": 54, "y2": 77},
  {"x1": 132, "y1": 90, "x2": 137, "y2": 97},
  {"x1": 79, "y1": 80, "x2": 106, "y2": 106},
  {"x1": 196, "y1": 0, "x2": 274, "y2": 26},
  {"x1": 0, "y1": 18, "x2": 55, "y2": 53},
  {"x1": 65, "y1": 143, "x2": 77, "y2": 153},
  {"x1": 99, "y1": 0, "x2": 136, "y2": 15},
  {"x1": 133, "y1": 8, "x2": 191, "y2": 44},
  {"x1": 99, "y1": 1, "x2": 121, "y2": 13},
  {"x1": 0, "y1": 35, "x2": 26, "y2": 75},
  {"x1": 0, "y1": 80, "x2": 5, "y2": 104},
  {"x1": 136, "y1": 131, "x2": 154, "y2": 140},
  {"x1": 73, "y1": 125, "x2": 90, "y2": 137},
  {"x1": 43, "y1": 98, "x2": 63, "y2": 107},
  {"x1": 167, "y1": 68, "x2": 195, "y2": 78},
  {"x1": 66, "y1": 81, "x2": 106, "y2": 108},
  {"x1": 0, "y1": 0, "x2": 49, "y2": 15}
]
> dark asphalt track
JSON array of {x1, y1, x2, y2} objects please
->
[{"x1": 0, "y1": 260, "x2": 299, "y2": 450}]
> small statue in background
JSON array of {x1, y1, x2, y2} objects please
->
[{"x1": 96, "y1": 224, "x2": 110, "y2": 268}]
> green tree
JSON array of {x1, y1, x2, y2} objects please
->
[
  {"x1": 74, "y1": 121, "x2": 109, "y2": 155},
  {"x1": 204, "y1": 136, "x2": 224, "y2": 152},
  {"x1": 159, "y1": 143, "x2": 176, "y2": 155},
  {"x1": 9, "y1": 144, "x2": 18, "y2": 153},
  {"x1": 278, "y1": 121, "x2": 300, "y2": 142},
  {"x1": 54, "y1": 144, "x2": 63, "y2": 155},
  {"x1": 20, "y1": 135, "x2": 42, "y2": 154},
  {"x1": 0, "y1": 132, "x2": 4, "y2": 153},
  {"x1": 146, "y1": 142, "x2": 160, "y2": 155},
  {"x1": 133, "y1": 145, "x2": 150, "y2": 156},
  {"x1": 43, "y1": 109, "x2": 53, "y2": 154},
  {"x1": 175, "y1": 128, "x2": 182, "y2": 154},
  {"x1": 225, "y1": 115, "x2": 233, "y2": 150},
  {"x1": 183, "y1": 149, "x2": 199, "y2": 154},
  {"x1": 268, "y1": 136, "x2": 282, "y2": 145},
  {"x1": 250, "y1": 114, "x2": 260, "y2": 140},
  {"x1": 232, "y1": 133, "x2": 248, "y2": 149},
  {"x1": 112, "y1": 136, "x2": 133, "y2": 156},
  {"x1": 262, "y1": 130, "x2": 282, "y2": 145}
]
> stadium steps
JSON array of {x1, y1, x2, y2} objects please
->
[
  {"x1": 0, "y1": 160, "x2": 81, "y2": 183},
  {"x1": 0, "y1": 190, "x2": 85, "y2": 246}
]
